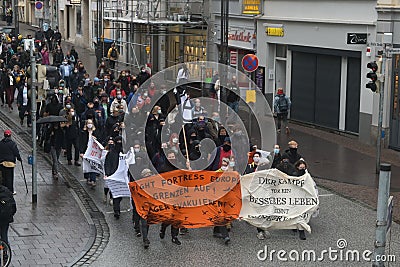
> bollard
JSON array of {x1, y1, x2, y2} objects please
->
[{"x1": 372, "y1": 163, "x2": 391, "y2": 267}]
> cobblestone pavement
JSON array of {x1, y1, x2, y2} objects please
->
[{"x1": 0, "y1": 118, "x2": 92, "y2": 266}]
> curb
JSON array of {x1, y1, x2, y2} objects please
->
[{"x1": 0, "y1": 110, "x2": 109, "y2": 266}]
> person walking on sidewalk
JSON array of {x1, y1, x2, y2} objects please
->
[
  {"x1": 274, "y1": 88, "x2": 291, "y2": 134},
  {"x1": 45, "y1": 123, "x2": 65, "y2": 179},
  {"x1": 64, "y1": 108, "x2": 81, "y2": 166},
  {"x1": 80, "y1": 119, "x2": 99, "y2": 187},
  {"x1": 104, "y1": 135, "x2": 123, "y2": 219},
  {"x1": 0, "y1": 130, "x2": 22, "y2": 195},
  {"x1": 282, "y1": 140, "x2": 303, "y2": 165},
  {"x1": 17, "y1": 81, "x2": 32, "y2": 127},
  {"x1": 107, "y1": 43, "x2": 119, "y2": 70},
  {"x1": 0, "y1": 184, "x2": 17, "y2": 247}
]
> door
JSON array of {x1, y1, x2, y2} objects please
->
[
  {"x1": 291, "y1": 51, "x2": 341, "y2": 129},
  {"x1": 390, "y1": 55, "x2": 400, "y2": 150},
  {"x1": 346, "y1": 57, "x2": 361, "y2": 133}
]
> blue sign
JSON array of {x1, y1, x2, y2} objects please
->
[{"x1": 242, "y1": 54, "x2": 259, "y2": 72}]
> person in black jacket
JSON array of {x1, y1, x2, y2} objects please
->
[
  {"x1": 104, "y1": 135, "x2": 123, "y2": 219},
  {"x1": 0, "y1": 130, "x2": 22, "y2": 194},
  {"x1": 64, "y1": 108, "x2": 81, "y2": 166},
  {"x1": 45, "y1": 123, "x2": 65, "y2": 178},
  {"x1": 282, "y1": 140, "x2": 303, "y2": 165},
  {"x1": 0, "y1": 185, "x2": 17, "y2": 246},
  {"x1": 17, "y1": 82, "x2": 32, "y2": 127}
]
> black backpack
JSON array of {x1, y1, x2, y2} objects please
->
[
  {"x1": 110, "y1": 48, "x2": 117, "y2": 58},
  {"x1": 278, "y1": 95, "x2": 288, "y2": 112},
  {"x1": 0, "y1": 189, "x2": 16, "y2": 221}
]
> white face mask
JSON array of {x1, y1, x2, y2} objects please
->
[
  {"x1": 66, "y1": 104, "x2": 71, "y2": 109},
  {"x1": 162, "y1": 90, "x2": 167, "y2": 94},
  {"x1": 253, "y1": 157, "x2": 260, "y2": 163},
  {"x1": 134, "y1": 148, "x2": 140, "y2": 153},
  {"x1": 70, "y1": 112, "x2": 75, "y2": 116},
  {"x1": 229, "y1": 161, "x2": 235, "y2": 167},
  {"x1": 157, "y1": 109, "x2": 162, "y2": 114},
  {"x1": 143, "y1": 93, "x2": 148, "y2": 97},
  {"x1": 87, "y1": 124, "x2": 93, "y2": 129},
  {"x1": 221, "y1": 166, "x2": 228, "y2": 171},
  {"x1": 195, "y1": 102, "x2": 201, "y2": 107},
  {"x1": 172, "y1": 138, "x2": 178, "y2": 144}
]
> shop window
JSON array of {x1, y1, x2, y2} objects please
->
[
  {"x1": 276, "y1": 44, "x2": 287, "y2": 58},
  {"x1": 76, "y1": 6, "x2": 82, "y2": 35}
]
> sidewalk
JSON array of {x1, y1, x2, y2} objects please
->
[{"x1": 0, "y1": 119, "x2": 92, "y2": 266}]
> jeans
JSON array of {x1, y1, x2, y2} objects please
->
[
  {"x1": 66, "y1": 138, "x2": 80, "y2": 161},
  {"x1": 0, "y1": 223, "x2": 9, "y2": 245},
  {"x1": 50, "y1": 146, "x2": 61, "y2": 174},
  {"x1": 140, "y1": 218, "x2": 149, "y2": 240},
  {"x1": 160, "y1": 223, "x2": 179, "y2": 239},
  {"x1": 0, "y1": 165, "x2": 14, "y2": 193},
  {"x1": 113, "y1": 197, "x2": 122, "y2": 213},
  {"x1": 19, "y1": 105, "x2": 32, "y2": 125},
  {"x1": 84, "y1": 172, "x2": 96, "y2": 183},
  {"x1": 131, "y1": 199, "x2": 140, "y2": 231},
  {"x1": 277, "y1": 112, "x2": 288, "y2": 130},
  {"x1": 228, "y1": 101, "x2": 239, "y2": 114}
]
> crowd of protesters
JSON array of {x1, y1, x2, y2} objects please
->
[{"x1": 0, "y1": 27, "x2": 314, "y2": 250}]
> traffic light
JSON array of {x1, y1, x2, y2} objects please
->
[{"x1": 366, "y1": 61, "x2": 378, "y2": 92}]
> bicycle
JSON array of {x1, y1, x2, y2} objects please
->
[{"x1": 0, "y1": 239, "x2": 11, "y2": 267}]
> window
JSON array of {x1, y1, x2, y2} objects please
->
[
  {"x1": 76, "y1": 6, "x2": 82, "y2": 35},
  {"x1": 276, "y1": 44, "x2": 287, "y2": 58}
]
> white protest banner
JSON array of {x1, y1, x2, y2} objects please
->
[
  {"x1": 239, "y1": 169, "x2": 319, "y2": 233},
  {"x1": 105, "y1": 150, "x2": 134, "y2": 198},
  {"x1": 83, "y1": 136, "x2": 105, "y2": 174}
]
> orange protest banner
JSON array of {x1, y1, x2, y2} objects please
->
[{"x1": 129, "y1": 170, "x2": 242, "y2": 228}]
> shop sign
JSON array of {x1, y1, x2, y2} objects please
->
[
  {"x1": 70, "y1": 0, "x2": 81, "y2": 5},
  {"x1": 228, "y1": 28, "x2": 255, "y2": 50},
  {"x1": 242, "y1": 0, "x2": 263, "y2": 15},
  {"x1": 266, "y1": 27, "x2": 284, "y2": 37},
  {"x1": 347, "y1": 33, "x2": 367, "y2": 45},
  {"x1": 230, "y1": 50, "x2": 237, "y2": 66}
]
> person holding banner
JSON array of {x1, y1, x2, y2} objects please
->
[
  {"x1": 80, "y1": 119, "x2": 100, "y2": 187},
  {"x1": 159, "y1": 150, "x2": 183, "y2": 245},
  {"x1": 104, "y1": 135, "x2": 123, "y2": 219}
]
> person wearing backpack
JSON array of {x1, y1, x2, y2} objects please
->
[
  {"x1": 0, "y1": 184, "x2": 17, "y2": 246},
  {"x1": 107, "y1": 43, "x2": 119, "y2": 70},
  {"x1": 274, "y1": 88, "x2": 291, "y2": 134}
]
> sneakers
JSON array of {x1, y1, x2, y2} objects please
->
[
  {"x1": 143, "y1": 239, "x2": 150, "y2": 249},
  {"x1": 171, "y1": 237, "x2": 181, "y2": 245},
  {"x1": 109, "y1": 199, "x2": 113, "y2": 206},
  {"x1": 12, "y1": 191, "x2": 16, "y2": 195},
  {"x1": 52, "y1": 172, "x2": 59, "y2": 180},
  {"x1": 257, "y1": 231, "x2": 271, "y2": 240},
  {"x1": 257, "y1": 232, "x2": 265, "y2": 240},
  {"x1": 136, "y1": 229, "x2": 142, "y2": 237},
  {"x1": 224, "y1": 237, "x2": 230, "y2": 245}
]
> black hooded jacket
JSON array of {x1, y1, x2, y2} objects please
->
[
  {"x1": 0, "y1": 137, "x2": 22, "y2": 163},
  {"x1": 0, "y1": 185, "x2": 17, "y2": 224}
]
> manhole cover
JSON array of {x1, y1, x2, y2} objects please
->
[{"x1": 11, "y1": 223, "x2": 43, "y2": 237}]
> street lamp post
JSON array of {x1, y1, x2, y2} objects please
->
[
  {"x1": 12, "y1": 0, "x2": 19, "y2": 35},
  {"x1": 30, "y1": 40, "x2": 38, "y2": 204}
]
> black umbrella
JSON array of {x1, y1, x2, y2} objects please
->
[{"x1": 36, "y1": 116, "x2": 68, "y2": 124}]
